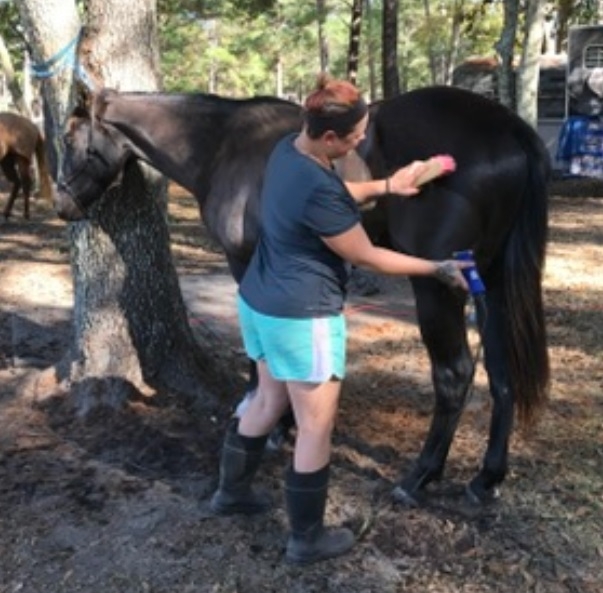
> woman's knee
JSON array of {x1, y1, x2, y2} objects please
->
[
  {"x1": 252, "y1": 387, "x2": 289, "y2": 419},
  {"x1": 289, "y1": 381, "x2": 340, "y2": 426}
]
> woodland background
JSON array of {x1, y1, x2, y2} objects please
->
[
  {"x1": 0, "y1": 1, "x2": 601, "y2": 110},
  {"x1": 0, "y1": 2, "x2": 602, "y2": 591}
]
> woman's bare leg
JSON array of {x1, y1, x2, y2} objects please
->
[
  {"x1": 238, "y1": 360, "x2": 291, "y2": 437},
  {"x1": 287, "y1": 379, "x2": 341, "y2": 472}
]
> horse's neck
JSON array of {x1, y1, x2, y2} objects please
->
[{"x1": 103, "y1": 94, "x2": 227, "y2": 194}]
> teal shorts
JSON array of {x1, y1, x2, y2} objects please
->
[{"x1": 237, "y1": 295, "x2": 347, "y2": 382}]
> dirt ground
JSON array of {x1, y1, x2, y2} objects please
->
[{"x1": 0, "y1": 181, "x2": 602, "y2": 593}]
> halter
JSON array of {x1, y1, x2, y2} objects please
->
[{"x1": 57, "y1": 119, "x2": 122, "y2": 214}]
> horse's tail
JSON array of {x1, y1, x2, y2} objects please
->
[
  {"x1": 34, "y1": 132, "x2": 52, "y2": 200},
  {"x1": 504, "y1": 122, "x2": 551, "y2": 427}
]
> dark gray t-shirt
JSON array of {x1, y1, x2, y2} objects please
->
[{"x1": 239, "y1": 134, "x2": 361, "y2": 317}]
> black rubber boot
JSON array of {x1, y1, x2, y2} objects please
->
[
  {"x1": 285, "y1": 465, "x2": 355, "y2": 565},
  {"x1": 210, "y1": 420, "x2": 270, "y2": 515}
]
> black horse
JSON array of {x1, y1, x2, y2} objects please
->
[{"x1": 53, "y1": 86, "x2": 550, "y2": 505}]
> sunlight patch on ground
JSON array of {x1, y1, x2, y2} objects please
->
[
  {"x1": 0, "y1": 262, "x2": 72, "y2": 309},
  {"x1": 545, "y1": 242, "x2": 603, "y2": 292}
]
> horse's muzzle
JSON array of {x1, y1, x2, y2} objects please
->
[{"x1": 54, "y1": 184, "x2": 87, "y2": 221}]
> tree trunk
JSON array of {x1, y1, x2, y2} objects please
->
[
  {"x1": 444, "y1": 0, "x2": 464, "y2": 86},
  {"x1": 556, "y1": 1, "x2": 572, "y2": 53},
  {"x1": 67, "y1": 162, "x2": 216, "y2": 412},
  {"x1": 382, "y1": 0, "x2": 399, "y2": 98},
  {"x1": 516, "y1": 0, "x2": 546, "y2": 128},
  {"x1": 18, "y1": 0, "x2": 80, "y2": 175},
  {"x1": 19, "y1": 0, "x2": 218, "y2": 413},
  {"x1": 495, "y1": 0, "x2": 520, "y2": 110},
  {"x1": 0, "y1": 34, "x2": 30, "y2": 116},
  {"x1": 365, "y1": 0, "x2": 378, "y2": 100},
  {"x1": 316, "y1": 0, "x2": 329, "y2": 72},
  {"x1": 346, "y1": 0, "x2": 363, "y2": 84},
  {"x1": 422, "y1": 0, "x2": 437, "y2": 85}
]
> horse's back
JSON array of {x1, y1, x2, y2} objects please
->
[
  {"x1": 372, "y1": 86, "x2": 541, "y2": 158},
  {"x1": 368, "y1": 87, "x2": 550, "y2": 259},
  {"x1": 0, "y1": 112, "x2": 40, "y2": 159},
  {"x1": 203, "y1": 99, "x2": 302, "y2": 263}
]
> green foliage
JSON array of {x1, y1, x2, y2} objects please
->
[
  {"x1": 157, "y1": 0, "x2": 277, "y2": 20},
  {"x1": 568, "y1": 1, "x2": 599, "y2": 24},
  {"x1": 158, "y1": 0, "x2": 508, "y2": 99},
  {"x1": 159, "y1": 0, "x2": 330, "y2": 96},
  {"x1": 3, "y1": 0, "x2": 508, "y2": 100},
  {"x1": 0, "y1": 0, "x2": 25, "y2": 72}
]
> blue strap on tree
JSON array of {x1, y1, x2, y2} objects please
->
[{"x1": 30, "y1": 31, "x2": 94, "y2": 90}]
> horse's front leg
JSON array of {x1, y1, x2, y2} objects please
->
[
  {"x1": 465, "y1": 287, "x2": 514, "y2": 504},
  {"x1": 224, "y1": 253, "x2": 259, "y2": 399},
  {"x1": 1, "y1": 159, "x2": 21, "y2": 220},
  {"x1": 2, "y1": 183, "x2": 21, "y2": 220},
  {"x1": 224, "y1": 253, "x2": 294, "y2": 450},
  {"x1": 18, "y1": 160, "x2": 33, "y2": 220},
  {"x1": 392, "y1": 279, "x2": 473, "y2": 506}
]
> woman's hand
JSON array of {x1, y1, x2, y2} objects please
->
[
  {"x1": 387, "y1": 154, "x2": 457, "y2": 196},
  {"x1": 387, "y1": 161, "x2": 428, "y2": 196},
  {"x1": 433, "y1": 260, "x2": 471, "y2": 292}
]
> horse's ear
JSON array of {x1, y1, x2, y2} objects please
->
[
  {"x1": 92, "y1": 88, "x2": 118, "y2": 122},
  {"x1": 71, "y1": 105, "x2": 90, "y2": 120},
  {"x1": 71, "y1": 87, "x2": 92, "y2": 119}
]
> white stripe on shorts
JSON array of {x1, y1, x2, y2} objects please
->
[{"x1": 308, "y1": 317, "x2": 333, "y2": 382}]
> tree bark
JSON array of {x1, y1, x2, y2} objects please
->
[
  {"x1": 445, "y1": 0, "x2": 464, "y2": 86},
  {"x1": 19, "y1": 0, "x2": 219, "y2": 413},
  {"x1": 495, "y1": 0, "x2": 520, "y2": 110},
  {"x1": 316, "y1": 0, "x2": 329, "y2": 72},
  {"x1": 0, "y1": 34, "x2": 30, "y2": 116},
  {"x1": 516, "y1": 0, "x2": 546, "y2": 128},
  {"x1": 382, "y1": 0, "x2": 399, "y2": 98},
  {"x1": 556, "y1": 1, "x2": 572, "y2": 53},
  {"x1": 18, "y1": 0, "x2": 80, "y2": 175},
  {"x1": 422, "y1": 0, "x2": 437, "y2": 85},
  {"x1": 346, "y1": 0, "x2": 363, "y2": 85},
  {"x1": 365, "y1": 0, "x2": 378, "y2": 100}
]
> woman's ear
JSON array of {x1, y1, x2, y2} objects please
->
[{"x1": 323, "y1": 130, "x2": 338, "y2": 145}]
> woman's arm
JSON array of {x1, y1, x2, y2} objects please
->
[
  {"x1": 344, "y1": 161, "x2": 425, "y2": 204},
  {"x1": 322, "y1": 223, "x2": 469, "y2": 290},
  {"x1": 345, "y1": 155, "x2": 457, "y2": 205}
]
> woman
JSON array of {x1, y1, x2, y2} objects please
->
[{"x1": 210, "y1": 75, "x2": 470, "y2": 565}]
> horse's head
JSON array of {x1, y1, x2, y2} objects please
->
[{"x1": 54, "y1": 99, "x2": 130, "y2": 221}]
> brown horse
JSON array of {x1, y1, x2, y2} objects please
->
[{"x1": 0, "y1": 111, "x2": 52, "y2": 220}]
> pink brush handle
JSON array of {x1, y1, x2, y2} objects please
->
[
  {"x1": 415, "y1": 154, "x2": 457, "y2": 186},
  {"x1": 432, "y1": 154, "x2": 457, "y2": 174}
]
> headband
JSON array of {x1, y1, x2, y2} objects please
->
[{"x1": 304, "y1": 98, "x2": 368, "y2": 137}]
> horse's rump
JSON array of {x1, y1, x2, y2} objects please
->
[
  {"x1": 0, "y1": 112, "x2": 52, "y2": 208},
  {"x1": 368, "y1": 86, "x2": 551, "y2": 425}
]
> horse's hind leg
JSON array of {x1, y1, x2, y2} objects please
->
[
  {"x1": 224, "y1": 252, "x2": 296, "y2": 449},
  {"x1": 1, "y1": 156, "x2": 22, "y2": 220},
  {"x1": 465, "y1": 288, "x2": 514, "y2": 503},
  {"x1": 16, "y1": 156, "x2": 33, "y2": 219},
  {"x1": 392, "y1": 280, "x2": 474, "y2": 506}
]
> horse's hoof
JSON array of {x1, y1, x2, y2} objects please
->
[
  {"x1": 265, "y1": 429, "x2": 288, "y2": 452},
  {"x1": 465, "y1": 482, "x2": 500, "y2": 506},
  {"x1": 391, "y1": 485, "x2": 421, "y2": 507}
]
